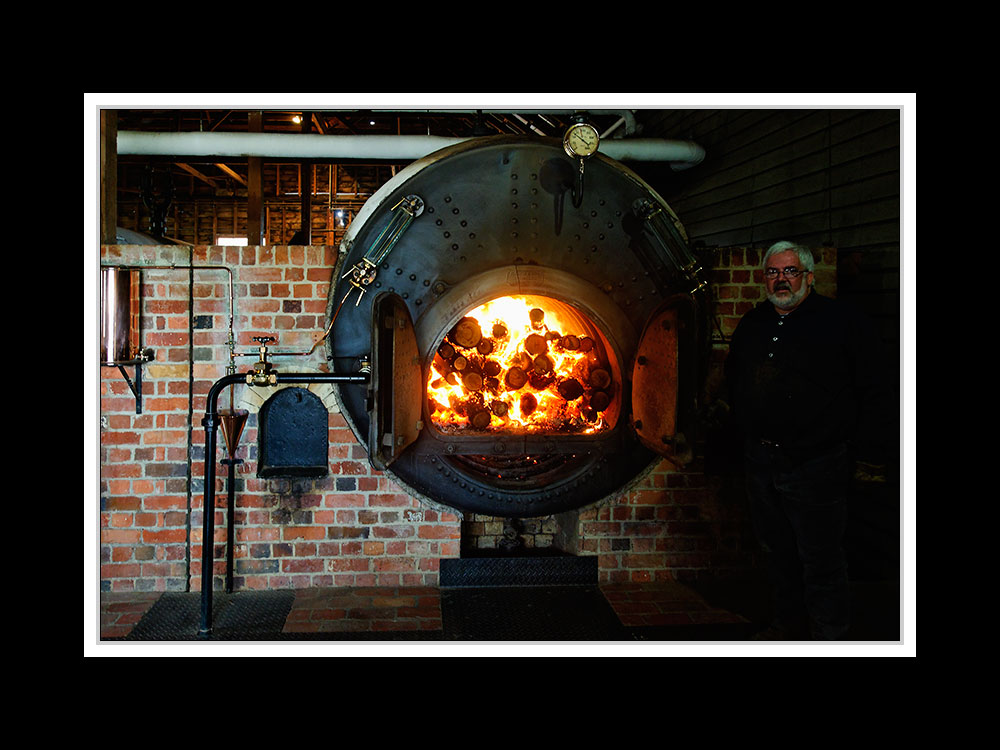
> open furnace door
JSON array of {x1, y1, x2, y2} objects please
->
[
  {"x1": 631, "y1": 295, "x2": 696, "y2": 466},
  {"x1": 369, "y1": 293, "x2": 424, "y2": 471}
]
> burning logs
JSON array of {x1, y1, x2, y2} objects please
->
[
  {"x1": 505, "y1": 366, "x2": 528, "y2": 390},
  {"x1": 427, "y1": 296, "x2": 615, "y2": 433},
  {"x1": 451, "y1": 317, "x2": 482, "y2": 349}
]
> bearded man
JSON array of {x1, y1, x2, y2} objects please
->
[{"x1": 724, "y1": 241, "x2": 892, "y2": 640}]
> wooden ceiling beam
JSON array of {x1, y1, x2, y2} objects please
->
[
  {"x1": 175, "y1": 162, "x2": 218, "y2": 187},
  {"x1": 209, "y1": 110, "x2": 234, "y2": 131},
  {"x1": 214, "y1": 163, "x2": 247, "y2": 186}
]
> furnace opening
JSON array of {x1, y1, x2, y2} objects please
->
[{"x1": 427, "y1": 295, "x2": 620, "y2": 435}]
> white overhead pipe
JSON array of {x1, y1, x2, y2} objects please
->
[
  {"x1": 117, "y1": 131, "x2": 467, "y2": 162},
  {"x1": 117, "y1": 130, "x2": 705, "y2": 169},
  {"x1": 602, "y1": 138, "x2": 706, "y2": 170}
]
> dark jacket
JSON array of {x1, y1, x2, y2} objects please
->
[{"x1": 724, "y1": 291, "x2": 893, "y2": 462}]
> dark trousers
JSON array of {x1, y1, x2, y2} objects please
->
[{"x1": 744, "y1": 439, "x2": 851, "y2": 640}]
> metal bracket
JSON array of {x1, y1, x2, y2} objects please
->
[
  {"x1": 114, "y1": 348, "x2": 154, "y2": 414},
  {"x1": 117, "y1": 364, "x2": 143, "y2": 414}
]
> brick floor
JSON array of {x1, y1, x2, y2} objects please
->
[
  {"x1": 100, "y1": 592, "x2": 163, "y2": 638},
  {"x1": 96, "y1": 582, "x2": 753, "y2": 640},
  {"x1": 600, "y1": 581, "x2": 749, "y2": 627},
  {"x1": 282, "y1": 586, "x2": 443, "y2": 634}
]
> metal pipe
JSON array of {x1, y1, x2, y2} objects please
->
[
  {"x1": 605, "y1": 139, "x2": 706, "y2": 170},
  {"x1": 197, "y1": 370, "x2": 369, "y2": 638},
  {"x1": 102, "y1": 264, "x2": 348, "y2": 363},
  {"x1": 198, "y1": 372, "x2": 244, "y2": 638},
  {"x1": 221, "y1": 457, "x2": 242, "y2": 594},
  {"x1": 119, "y1": 131, "x2": 471, "y2": 160},
  {"x1": 117, "y1": 130, "x2": 705, "y2": 166}
]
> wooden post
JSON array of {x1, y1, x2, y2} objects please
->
[
  {"x1": 247, "y1": 111, "x2": 263, "y2": 245},
  {"x1": 100, "y1": 110, "x2": 118, "y2": 245}
]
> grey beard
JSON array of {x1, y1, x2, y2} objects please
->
[{"x1": 768, "y1": 284, "x2": 809, "y2": 310}]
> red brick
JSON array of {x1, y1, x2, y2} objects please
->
[
  {"x1": 146, "y1": 332, "x2": 189, "y2": 347},
  {"x1": 104, "y1": 496, "x2": 142, "y2": 512},
  {"x1": 102, "y1": 529, "x2": 141, "y2": 544},
  {"x1": 141, "y1": 430, "x2": 187, "y2": 446},
  {"x1": 102, "y1": 562, "x2": 142, "y2": 579},
  {"x1": 284, "y1": 526, "x2": 325, "y2": 541},
  {"x1": 101, "y1": 431, "x2": 141, "y2": 445},
  {"x1": 282, "y1": 559, "x2": 325, "y2": 573},
  {"x1": 327, "y1": 558, "x2": 370, "y2": 572},
  {"x1": 142, "y1": 528, "x2": 187, "y2": 544},
  {"x1": 417, "y1": 524, "x2": 460, "y2": 539},
  {"x1": 373, "y1": 557, "x2": 416, "y2": 572},
  {"x1": 372, "y1": 525, "x2": 415, "y2": 539}
]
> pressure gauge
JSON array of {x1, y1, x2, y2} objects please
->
[{"x1": 563, "y1": 121, "x2": 600, "y2": 159}]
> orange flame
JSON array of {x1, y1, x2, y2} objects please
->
[{"x1": 427, "y1": 296, "x2": 613, "y2": 434}]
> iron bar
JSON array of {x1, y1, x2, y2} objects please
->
[{"x1": 221, "y1": 457, "x2": 242, "y2": 594}]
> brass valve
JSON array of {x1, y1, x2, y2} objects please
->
[{"x1": 246, "y1": 336, "x2": 278, "y2": 386}]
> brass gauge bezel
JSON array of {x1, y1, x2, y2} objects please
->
[{"x1": 562, "y1": 121, "x2": 600, "y2": 159}]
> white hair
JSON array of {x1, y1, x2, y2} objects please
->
[{"x1": 763, "y1": 241, "x2": 815, "y2": 273}]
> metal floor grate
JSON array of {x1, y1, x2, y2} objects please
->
[
  {"x1": 125, "y1": 591, "x2": 295, "y2": 641},
  {"x1": 440, "y1": 554, "x2": 598, "y2": 587}
]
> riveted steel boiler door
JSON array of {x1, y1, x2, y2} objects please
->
[
  {"x1": 369, "y1": 292, "x2": 424, "y2": 470},
  {"x1": 631, "y1": 295, "x2": 693, "y2": 465}
]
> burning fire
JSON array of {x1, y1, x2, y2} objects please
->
[{"x1": 427, "y1": 296, "x2": 614, "y2": 434}]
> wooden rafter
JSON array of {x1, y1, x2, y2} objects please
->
[
  {"x1": 175, "y1": 162, "x2": 217, "y2": 187},
  {"x1": 215, "y1": 163, "x2": 246, "y2": 186},
  {"x1": 208, "y1": 111, "x2": 234, "y2": 131}
]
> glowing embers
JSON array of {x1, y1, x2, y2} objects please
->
[{"x1": 427, "y1": 296, "x2": 617, "y2": 434}]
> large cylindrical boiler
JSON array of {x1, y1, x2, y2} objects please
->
[{"x1": 326, "y1": 135, "x2": 711, "y2": 517}]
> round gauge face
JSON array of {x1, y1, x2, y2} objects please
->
[{"x1": 563, "y1": 123, "x2": 600, "y2": 158}]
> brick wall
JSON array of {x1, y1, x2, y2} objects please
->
[{"x1": 98, "y1": 243, "x2": 835, "y2": 592}]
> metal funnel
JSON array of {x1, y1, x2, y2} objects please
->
[{"x1": 219, "y1": 409, "x2": 249, "y2": 458}]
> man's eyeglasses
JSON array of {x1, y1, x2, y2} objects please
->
[{"x1": 764, "y1": 266, "x2": 806, "y2": 279}]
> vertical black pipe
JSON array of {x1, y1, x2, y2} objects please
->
[
  {"x1": 222, "y1": 458, "x2": 242, "y2": 594},
  {"x1": 197, "y1": 373, "x2": 244, "y2": 639},
  {"x1": 197, "y1": 371, "x2": 368, "y2": 638}
]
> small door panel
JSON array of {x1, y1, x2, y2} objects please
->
[
  {"x1": 369, "y1": 293, "x2": 424, "y2": 470},
  {"x1": 631, "y1": 297, "x2": 692, "y2": 465}
]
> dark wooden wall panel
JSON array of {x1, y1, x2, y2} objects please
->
[{"x1": 641, "y1": 107, "x2": 901, "y2": 360}]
